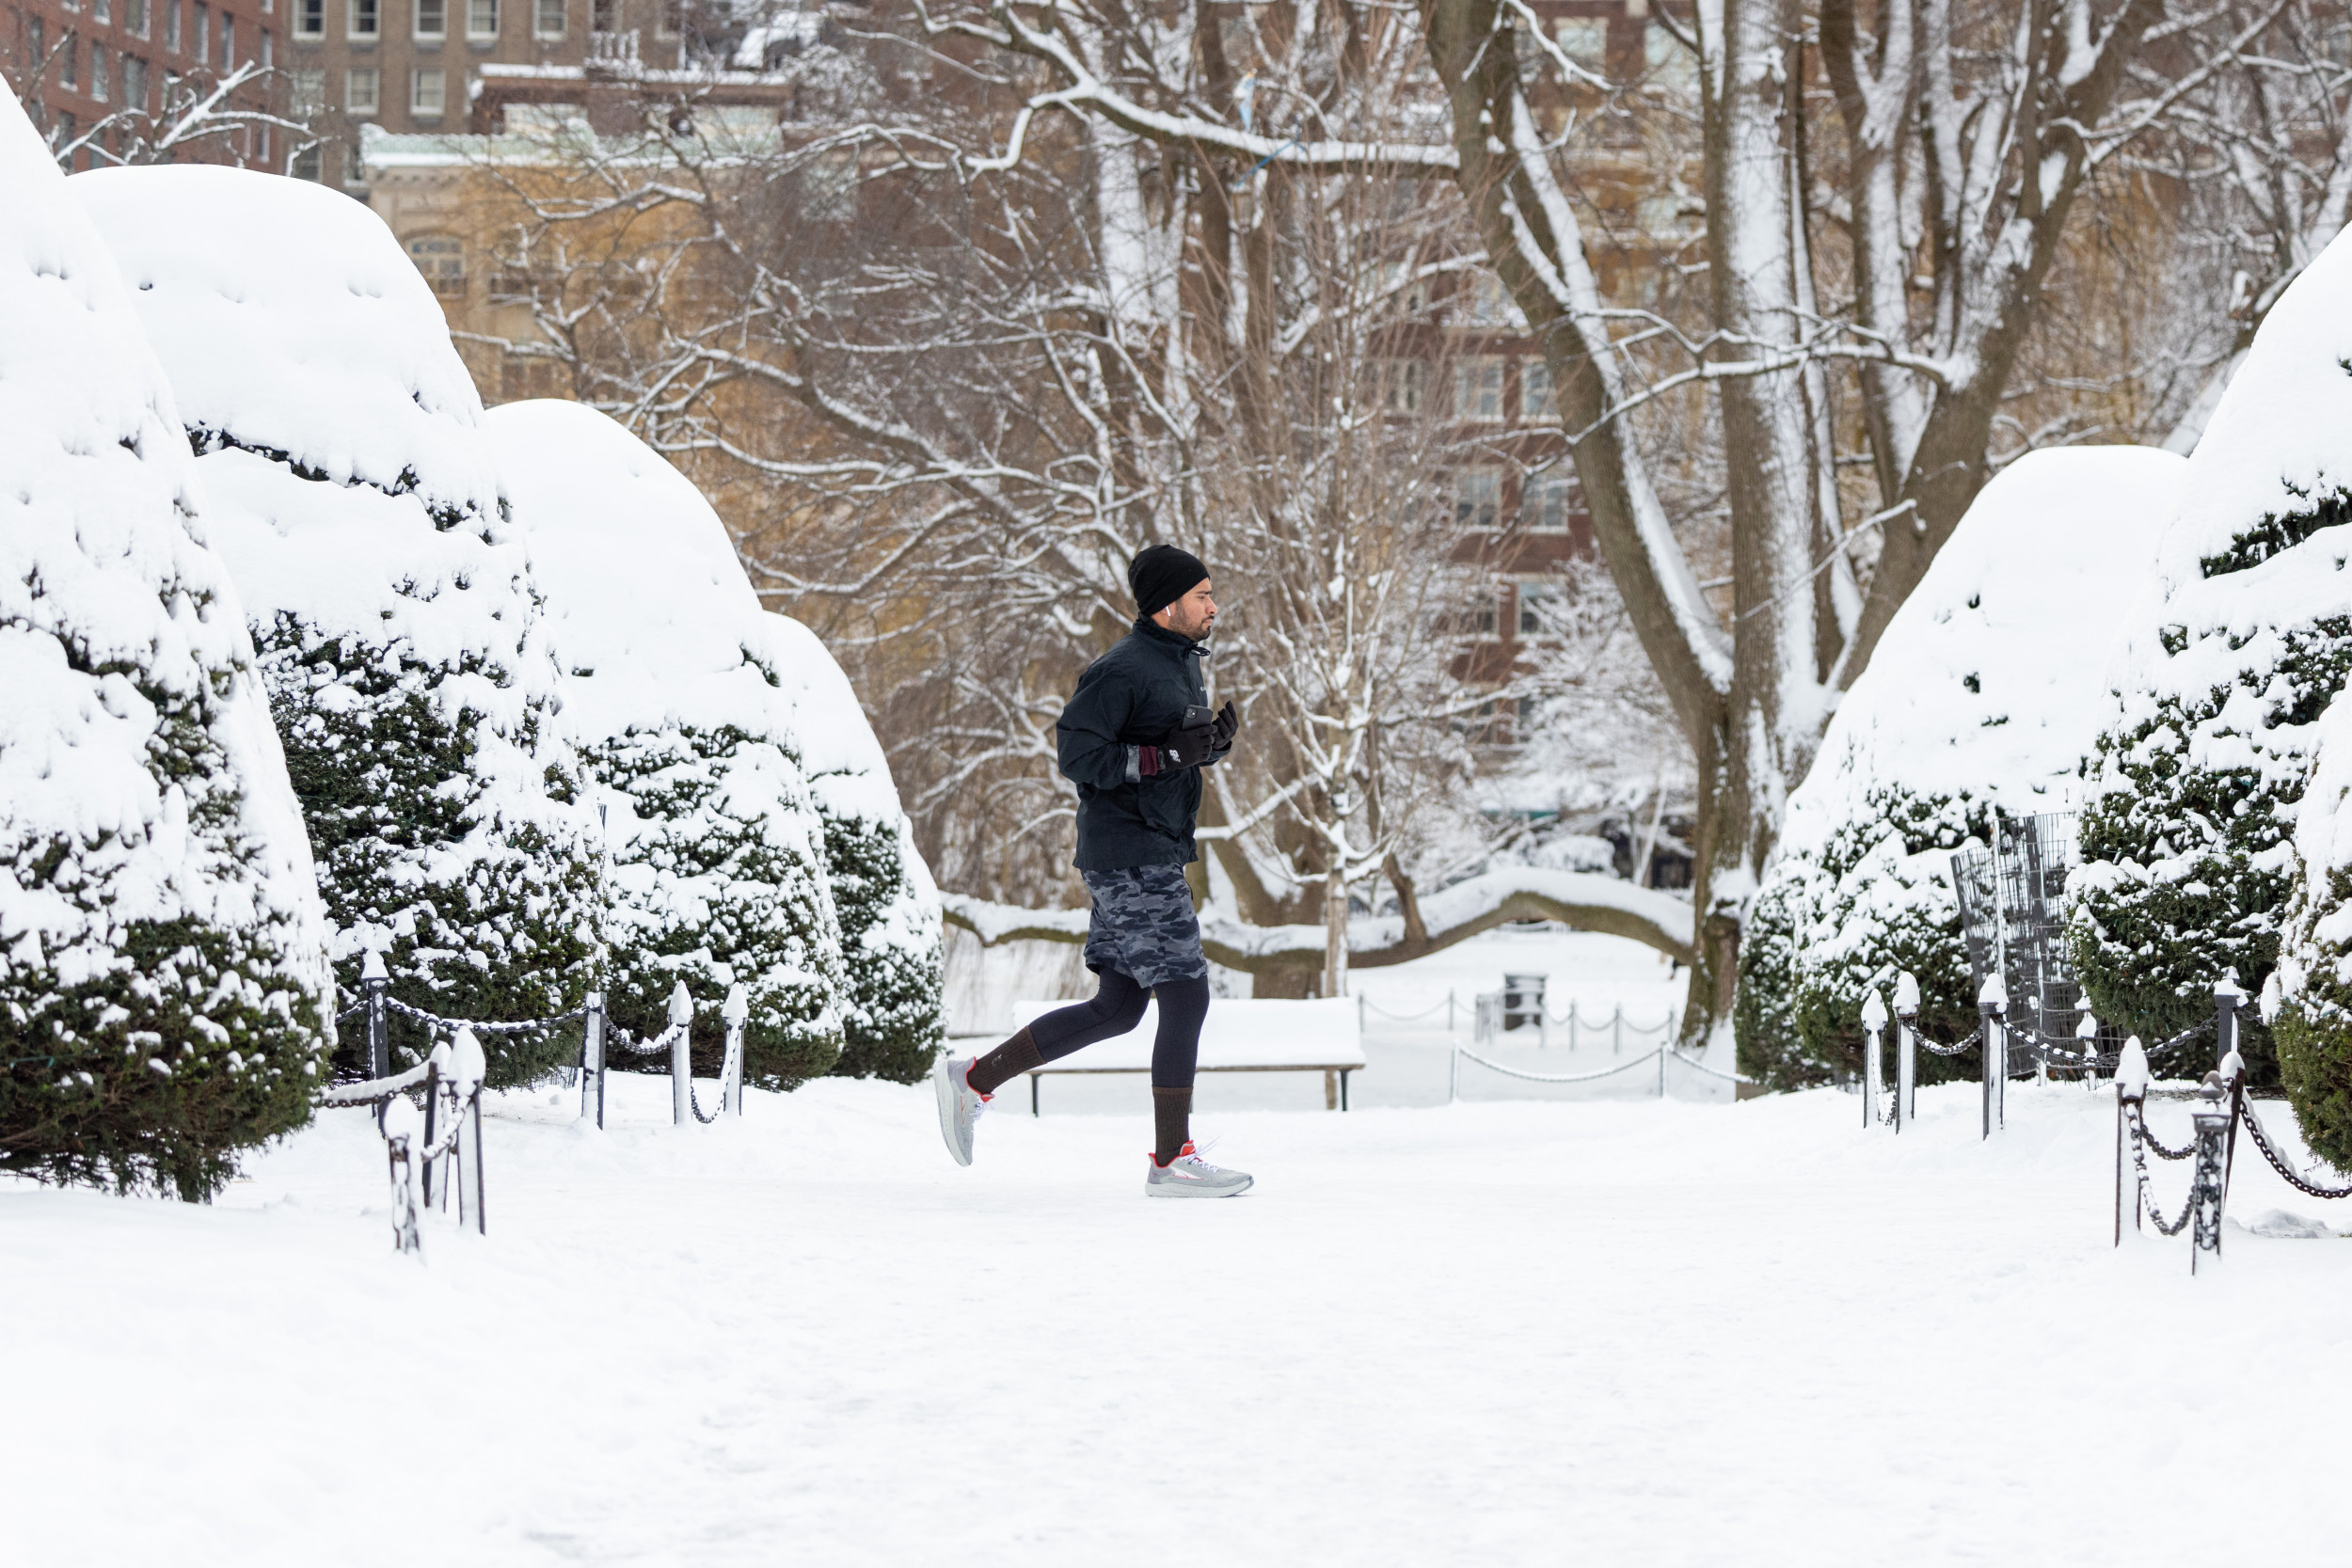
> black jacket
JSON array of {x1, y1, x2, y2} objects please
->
[{"x1": 1057, "y1": 616, "x2": 1210, "y2": 870}]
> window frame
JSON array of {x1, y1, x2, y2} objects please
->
[
  {"x1": 466, "y1": 0, "x2": 498, "y2": 38},
  {"x1": 1454, "y1": 356, "x2": 1507, "y2": 424},
  {"x1": 414, "y1": 0, "x2": 446, "y2": 40},
  {"x1": 344, "y1": 64, "x2": 378, "y2": 111},
  {"x1": 347, "y1": 0, "x2": 377, "y2": 40},
  {"x1": 532, "y1": 0, "x2": 564, "y2": 34},
  {"x1": 409, "y1": 65, "x2": 446, "y2": 117}
]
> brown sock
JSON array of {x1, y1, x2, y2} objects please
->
[
  {"x1": 965, "y1": 1027, "x2": 1041, "y2": 1098},
  {"x1": 1152, "y1": 1087, "x2": 1192, "y2": 1167}
]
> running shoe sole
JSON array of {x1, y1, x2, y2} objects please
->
[{"x1": 932, "y1": 1054, "x2": 975, "y2": 1166}]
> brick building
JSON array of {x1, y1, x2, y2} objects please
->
[{"x1": 6, "y1": 0, "x2": 286, "y2": 168}]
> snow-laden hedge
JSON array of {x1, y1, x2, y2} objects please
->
[
  {"x1": 2072, "y1": 230, "x2": 2352, "y2": 1090},
  {"x1": 0, "y1": 101, "x2": 334, "y2": 1197},
  {"x1": 1739, "y1": 449, "x2": 2180, "y2": 1090},
  {"x1": 2277, "y1": 694, "x2": 2352, "y2": 1168},
  {"x1": 73, "y1": 167, "x2": 599, "y2": 1087},
  {"x1": 763, "y1": 612, "x2": 946, "y2": 1084},
  {"x1": 487, "y1": 401, "x2": 860, "y2": 1085}
]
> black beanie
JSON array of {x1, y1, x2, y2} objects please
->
[{"x1": 1129, "y1": 545, "x2": 1210, "y2": 618}]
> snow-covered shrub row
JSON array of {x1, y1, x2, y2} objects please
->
[
  {"x1": 2072, "y1": 230, "x2": 2352, "y2": 1091},
  {"x1": 1738, "y1": 449, "x2": 2180, "y2": 1090},
  {"x1": 0, "y1": 99, "x2": 334, "y2": 1197},
  {"x1": 73, "y1": 166, "x2": 600, "y2": 1088},
  {"x1": 2276, "y1": 694, "x2": 2352, "y2": 1167},
  {"x1": 763, "y1": 612, "x2": 946, "y2": 1083},
  {"x1": 491, "y1": 401, "x2": 936, "y2": 1085}
]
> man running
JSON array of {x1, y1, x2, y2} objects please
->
[{"x1": 932, "y1": 545, "x2": 1250, "y2": 1196}]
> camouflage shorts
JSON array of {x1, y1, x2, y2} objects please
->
[{"x1": 1081, "y1": 866, "x2": 1209, "y2": 990}]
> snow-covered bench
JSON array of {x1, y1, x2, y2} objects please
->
[{"x1": 1009, "y1": 997, "x2": 1366, "y2": 1114}]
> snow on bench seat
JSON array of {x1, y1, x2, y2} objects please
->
[{"x1": 1008, "y1": 998, "x2": 1364, "y2": 1111}]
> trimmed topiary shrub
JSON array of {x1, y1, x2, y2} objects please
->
[
  {"x1": 2274, "y1": 692, "x2": 2352, "y2": 1171},
  {"x1": 2071, "y1": 231, "x2": 2352, "y2": 1092},
  {"x1": 74, "y1": 166, "x2": 599, "y2": 1087},
  {"x1": 764, "y1": 612, "x2": 946, "y2": 1084},
  {"x1": 1740, "y1": 448, "x2": 2181, "y2": 1090},
  {"x1": 486, "y1": 400, "x2": 850, "y2": 1086},
  {"x1": 0, "y1": 97, "x2": 334, "y2": 1199}
]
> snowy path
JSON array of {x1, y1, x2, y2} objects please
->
[{"x1": 5, "y1": 1076, "x2": 2348, "y2": 1566}]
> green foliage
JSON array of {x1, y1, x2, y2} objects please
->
[
  {"x1": 259, "y1": 614, "x2": 598, "y2": 1086},
  {"x1": 820, "y1": 808, "x2": 946, "y2": 1085},
  {"x1": 2070, "y1": 618, "x2": 2352, "y2": 1087},
  {"x1": 588, "y1": 724, "x2": 846, "y2": 1088},
  {"x1": 1738, "y1": 785, "x2": 1996, "y2": 1091}
]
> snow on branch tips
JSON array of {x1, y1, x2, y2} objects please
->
[
  {"x1": 72, "y1": 166, "x2": 600, "y2": 1089},
  {"x1": 0, "y1": 93, "x2": 334, "y2": 1199}
]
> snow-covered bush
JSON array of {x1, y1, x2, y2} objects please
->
[
  {"x1": 763, "y1": 612, "x2": 946, "y2": 1084},
  {"x1": 2073, "y1": 230, "x2": 2352, "y2": 1089},
  {"x1": 1739, "y1": 448, "x2": 2181, "y2": 1089},
  {"x1": 0, "y1": 99, "x2": 333, "y2": 1198},
  {"x1": 486, "y1": 400, "x2": 855, "y2": 1085},
  {"x1": 72, "y1": 166, "x2": 598, "y2": 1087},
  {"x1": 2276, "y1": 693, "x2": 2352, "y2": 1168}
]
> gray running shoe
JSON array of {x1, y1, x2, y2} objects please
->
[
  {"x1": 1145, "y1": 1142, "x2": 1252, "y2": 1198},
  {"x1": 931, "y1": 1053, "x2": 987, "y2": 1166}
]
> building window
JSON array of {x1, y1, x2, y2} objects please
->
[
  {"x1": 1523, "y1": 469, "x2": 1572, "y2": 532},
  {"x1": 90, "y1": 43, "x2": 110, "y2": 101},
  {"x1": 1455, "y1": 357, "x2": 1506, "y2": 422},
  {"x1": 296, "y1": 0, "x2": 322, "y2": 33},
  {"x1": 260, "y1": 26, "x2": 271, "y2": 65},
  {"x1": 126, "y1": 0, "x2": 149, "y2": 37},
  {"x1": 59, "y1": 33, "x2": 77, "y2": 88},
  {"x1": 1461, "y1": 273, "x2": 1519, "y2": 327},
  {"x1": 95, "y1": 0, "x2": 110, "y2": 24},
  {"x1": 416, "y1": 0, "x2": 444, "y2": 36},
  {"x1": 591, "y1": 0, "x2": 615, "y2": 29},
  {"x1": 407, "y1": 233, "x2": 465, "y2": 293},
  {"x1": 1520, "y1": 358, "x2": 1552, "y2": 421},
  {"x1": 165, "y1": 0, "x2": 180, "y2": 51},
  {"x1": 292, "y1": 143, "x2": 322, "y2": 180},
  {"x1": 345, "y1": 65, "x2": 378, "y2": 109},
  {"x1": 468, "y1": 0, "x2": 496, "y2": 35},
  {"x1": 1381, "y1": 358, "x2": 1426, "y2": 416},
  {"x1": 410, "y1": 67, "x2": 445, "y2": 116},
  {"x1": 26, "y1": 19, "x2": 42, "y2": 74},
  {"x1": 218, "y1": 13, "x2": 231, "y2": 67},
  {"x1": 1517, "y1": 580, "x2": 1562, "y2": 638},
  {"x1": 533, "y1": 0, "x2": 562, "y2": 34},
  {"x1": 122, "y1": 54, "x2": 148, "y2": 111},
  {"x1": 193, "y1": 1, "x2": 208, "y2": 59},
  {"x1": 348, "y1": 0, "x2": 376, "y2": 38},
  {"x1": 289, "y1": 66, "x2": 323, "y2": 107},
  {"x1": 1454, "y1": 468, "x2": 1502, "y2": 529},
  {"x1": 1554, "y1": 16, "x2": 1609, "y2": 73},
  {"x1": 656, "y1": 0, "x2": 677, "y2": 35}
]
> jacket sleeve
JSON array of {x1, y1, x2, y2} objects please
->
[{"x1": 1057, "y1": 658, "x2": 1140, "y2": 790}]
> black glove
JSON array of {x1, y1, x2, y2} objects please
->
[
  {"x1": 1208, "y1": 700, "x2": 1239, "y2": 763},
  {"x1": 1150, "y1": 712, "x2": 1218, "y2": 773}
]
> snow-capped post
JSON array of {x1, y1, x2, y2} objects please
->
[
  {"x1": 2213, "y1": 975, "x2": 2241, "y2": 1072},
  {"x1": 362, "y1": 949, "x2": 391, "y2": 1085},
  {"x1": 580, "y1": 990, "x2": 606, "y2": 1130},
  {"x1": 419, "y1": 1041, "x2": 447, "y2": 1209},
  {"x1": 1979, "y1": 971, "x2": 2009, "y2": 1139},
  {"x1": 2076, "y1": 1008, "x2": 2101, "y2": 1090},
  {"x1": 2115, "y1": 1037, "x2": 2150, "y2": 1245},
  {"x1": 721, "y1": 984, "x2": 749, "y2": 1117},
  {"x1": 1894, "y1": 973, "x2": 1920, "y2": 1132},
  {"x1": 451, "y1": 1028, "x2": 487, "y2": 1235},
  {"x1": 382, "y1": 1094, "x2": 421, "y2": 1257},
  {"x1": 2188, "y1": 1071, "x2": 2233, "y2": 1273},
  {"x1": 668, "y1": 981, "x2": 694, "y2": 1128},
  {"x1": 1860, "y1": 989, "x2": 1888, "y2": 1129}
]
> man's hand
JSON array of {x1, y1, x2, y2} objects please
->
[
  {"x1": 1138, "y1": 712, "x2": 1218, "y2": 776},
  {"x1": 1208, "y1": 701, "x2": 1239, "y2": 764}
]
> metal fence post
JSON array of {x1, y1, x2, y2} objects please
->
[
  {"x1": 1894, "y1": 972, "x2": 1919, "y2": 1131},
  {"x1": 2189, "y1": 1070, "x2": 2231, "y2": 1274},
  {"x1": 452, "y1": 1028, "x2": 486, "y2": 1235},
  {"x1": 1979, "y1": 971, "x2": 2008, "y2": 1139},
  {"x1": 581, "y1": 990, "x2": 606, "y2": 1130},
  {"x1": 1613, "y1": 1004, "x2": 1624, "y2": 1055},
  {"x1": 1860, "y1": 989, "x2": 1887, "y2": 1128},
  {"x1": 361, "y1": 949, "x2": 390, "y2": 1085},
  {"x1": 2214, "y1": 975, "x2": 2240, "y2": 1071},
  {"x1": 2115, "y1": 1037, "x2": 2148, "y2": 1244},
  {"x1": 382, "y1": 1093, "x2": 421, "y2": 1256},
  {"x1": 668, "y1": 980, "x2": 693, "y2": 1128},
  {"x1": 2076, "y1": 1007, "x2": 2100, "y2": 1090},
  {"x1": 420, "y1": 1045, "x2": 444, "y2": 1208},
  {"x1": 722, "y1": 983, "x2": 748, "y2": 1117},
  {"x1": 1658, "y1": 1037, "x2": 1667, "y2": 1099}
]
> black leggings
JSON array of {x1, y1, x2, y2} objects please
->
[{"x1": 1029, "y1": 970, "x2": 1209, "y2": 1089}]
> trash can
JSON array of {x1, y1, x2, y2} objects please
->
[{"x1": 1502, "y1": 974, "x2": 1547, "y2": 1033}]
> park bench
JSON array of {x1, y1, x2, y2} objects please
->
[{"x1": 1008, "y1": 997, "x2": 1365, "y2": 1114}]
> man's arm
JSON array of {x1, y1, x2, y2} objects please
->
[{"x1": 1056, "y1": 660, "x2": 1140, "y2": 788}]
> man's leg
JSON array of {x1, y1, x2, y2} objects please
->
[
  {"x1": 966, "y1": 969, "x2": 1150, "y2": 1096},
  {"x1": 1149, "y1": 975, "x2": 1209, "y2": 1165}
]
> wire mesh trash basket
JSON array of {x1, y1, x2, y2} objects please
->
[
  {"x1": 1951, "y1": 810, "x2": 2086, "y2": 1053},
  {"x1": 1502, "y1": 974, "x2": 1548, "y2": 1034}
]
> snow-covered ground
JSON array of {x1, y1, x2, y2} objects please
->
[{"x1": 6, "y1": 1067, "x2": 2346, "y2": 1566}]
